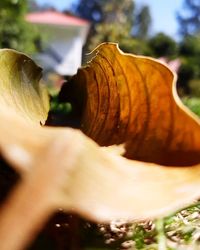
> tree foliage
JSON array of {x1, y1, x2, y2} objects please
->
[
  {"x1": 148, "y1": 32, "x2": 178, "y2": 58},
  {"x1": 74, "y1": 0, "x2": 152, "y2": 54},
  {"x1": 177, "y1": 0, "x2": 200, "y2": 36},
  {"x1": 28, "y1": 0, "x2": 41, "y2": 12},
  {"x1": 0, "y1": 0, "x2": 38, "y2": 53},
  {"x1": 75, "y1": 0, "x2": 105, "y2": 24},
  {"x1": 178, "y1": 35, "x2": 200, "y2": 93},
  {"x1": 134, "y1": 5, "x2": 151, "y2": 41},
  {"x1": 176, "y1": 0, "x2": 200, "y2": 94}
]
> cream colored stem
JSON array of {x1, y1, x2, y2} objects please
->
[
  {"x1": 0, "y1": 133, "x2": 79, "y2": 250},
  {"x1": 0, "y1": 177, "x2": 54, "y2": 250}
]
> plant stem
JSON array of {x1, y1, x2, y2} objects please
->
[
  {"x1": 155, "y1": 218, "x2": 167, "y2": 250},
  {"x1": 0, "y1": 177, "x2": 53, "y2": 250}
]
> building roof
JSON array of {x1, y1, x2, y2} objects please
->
[{"x1": 26, "y1": 10, "x2": 89, "y2": 27}]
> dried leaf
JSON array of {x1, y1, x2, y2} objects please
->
[
  {"x1": 1, "y1": 44, "x2": 200, "y2": 250},
  {"x1": 61, "y1": 43, "x2": 200, "y2": 166},
  {"x1": 0, "y1": 49, "x2": 49, "y2": 125},
  {"x1": 1, "y1": 113, "x2": 200, "y2": 223}
]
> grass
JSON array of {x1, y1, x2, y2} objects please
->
[
  {"x1": 182, "y1": 97, "x2": 200, "y2": 117},
  {"x1": 94, "y1": 202, "x2": 200, "y2": 250}
]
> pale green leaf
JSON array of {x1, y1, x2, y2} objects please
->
[{"x1": 0, "y1": 49, "x2": 49, "y2": 125}]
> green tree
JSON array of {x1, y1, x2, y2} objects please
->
[
  {"x1": 88, "y1": 0, "x2": 135, "y2": 48},
  {"x1": 148, "y1": 33, "x2": 178, "y2": 58},
  {"x1": 177, "y1": 0, "x2": 200, "y2": 36},
  {"x1": 0, "y1": 0, "x2": 39, "y2": 53},
  {"x1": 177, "y1": 35, "x2": 200, "y2": 94},
  {"x1": 74, "y1": 0, "x2": 149, "y2": 54},
  {"x1": 74, "y1": 0, "x2": 106, "y2": 24},
  {"x1": 134, "y1": 5, "x2": 151, "y2": 40},
  {"x1": 28, "y1": 0, "x2": 40, "y2": 12},
  {"x1": 176, "y1": 0, "x2": 200, "y2": 94},
  {"x1": 74, "y1": 0, "x2": 135, "y2": 33}
]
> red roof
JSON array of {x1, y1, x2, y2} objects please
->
[{"x1": 26, "y1": 11, "x2": 89, "y2": 27}]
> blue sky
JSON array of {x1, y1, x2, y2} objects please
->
[{"x1": 36, "y1": 0, "x2": 184, "y2": 39}]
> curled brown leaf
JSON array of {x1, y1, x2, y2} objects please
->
[{"x1": 60, "y1": 43, "x2": 200, "y2": 166}]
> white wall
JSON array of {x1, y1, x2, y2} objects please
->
[{"x1": 35, "y1": 24, "x2": 89, "y2": 75}]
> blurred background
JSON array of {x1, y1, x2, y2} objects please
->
[
  {"x1": 0, "y1": 0, "x2": 200, "y2": 113},
  {"x1": 0, "y1": 1, "x2": 200, "y2": 249}
]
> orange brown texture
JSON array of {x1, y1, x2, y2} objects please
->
[{"x1": 60, "y1": 43, "x2": 200, "y2": 166}]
